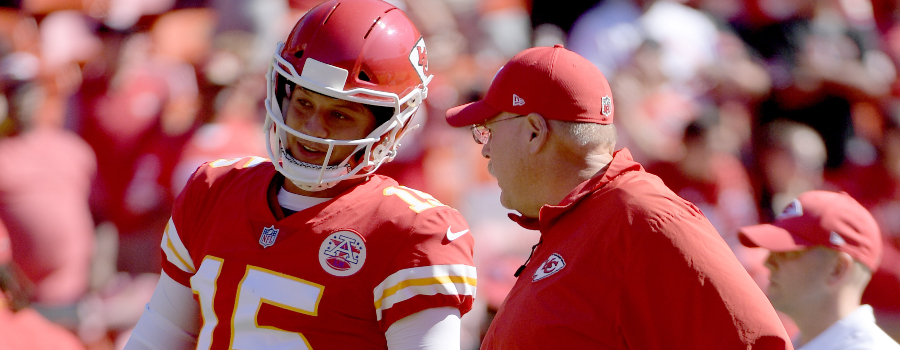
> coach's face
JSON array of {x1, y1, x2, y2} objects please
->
[{"x1": 480, "y1": 112, "x2": 530, "y2": 214}]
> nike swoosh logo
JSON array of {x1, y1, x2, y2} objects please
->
[{"x1": 446, "y1": 227, "x2": 469, "y2": 241}]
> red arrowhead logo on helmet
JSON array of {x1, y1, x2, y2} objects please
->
[{"x1": 409, "y1": 37, "x2": 428, "y2": 83}]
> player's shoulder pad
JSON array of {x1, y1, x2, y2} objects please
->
[
  {"x1": 377, "y1": 182, "x2": 462, "y2": 217},
  {"x1": 372, "y1": 182, "x2": 470, "y2": 243},
  {"x1": 187, "y1": 156, "x2": 271, "y2": 189}
]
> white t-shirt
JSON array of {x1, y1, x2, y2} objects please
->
[{"x1": 797, "y1": 305, "x2": 900, "y2": 350}]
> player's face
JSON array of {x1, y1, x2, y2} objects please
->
[
  {"x1": 480, "y1": 112, "x2": 529, "y2": 213},
  {"x1": 283, "y1": 87, "x2": 377, "y2": 166},
  {"x1": 763, "y1": 247, "x2": 832, "y2": 315}
]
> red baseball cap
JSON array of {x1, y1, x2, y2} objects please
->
[
  {"x1": 445, "y1": 44, "x2": 613, "y2": 127},
  {"x1": 738, "y1": 191, "x2": 883, "y2": 271}
]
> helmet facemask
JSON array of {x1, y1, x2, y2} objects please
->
[{"x1": 264, "y1": 43, "x2": 429, "y2": 192}]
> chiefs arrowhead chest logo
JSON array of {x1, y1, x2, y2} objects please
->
[
  {"x1": 319, "y1": 230, "x2": 367, "y2": 277},
  {"x1": 533, "y1": 253, "x2": 566, "y2": 282}
]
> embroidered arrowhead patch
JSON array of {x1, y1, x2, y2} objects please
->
[{"x1": 533, "y1": 253, "x2": 565, "y2": 282}]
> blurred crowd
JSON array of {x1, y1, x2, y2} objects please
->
[{"x1": 0, "y1": 0, "x2": 898, "y2": 349}]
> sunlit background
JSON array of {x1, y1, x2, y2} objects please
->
[{"x1": 0, "y1": 0, "x2": 898, "y2": 348}]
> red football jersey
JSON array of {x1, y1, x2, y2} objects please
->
[{"x1": 160, "y1": 157, "x2": 476, "y2": 349}]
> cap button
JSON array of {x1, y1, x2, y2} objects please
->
[{"x1": 554, "y1": 44, "x2": 564, "y2": 48}]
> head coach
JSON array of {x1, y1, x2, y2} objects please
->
[{"x1": 446, "y1": 44, "x2": 793, "y2": 349}]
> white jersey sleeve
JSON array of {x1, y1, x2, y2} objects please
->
[
  {"x1": 124, "y1": 272, "x2": 200, "y2": 350},
  {"x1": 385, "y1": 307, "x2": 462, "y2": 350}
]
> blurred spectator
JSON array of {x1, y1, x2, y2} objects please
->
[
  {"x1": 570, "y1": 0, "x2": 722, "y2": 88},
  {"x1": 0, "y1": 217, "x2": 86, "y2": 350},
  {"x1": 0, "y1": 33, "x2": 96, "y2": 308},
  {"x1": 171, "y1": 34, "x2": 267, "y2": 194},
  {"x1": 75, "y1": 7, "x2": 214, "y2": 275},
  {"x1": 733, "y1": 0, "x2": 896, "y2": 170},
  {"x1": 567, "y1": 0, "x2": 643, "y2": 78},
  {"x1": 609, "y1": 39, "x2": 700, "y2": 162},
  {"x1": 573, "y1": 0, "x2": 767, "y2": 164},
  {"x1": 646, "y1": 111, "x2": 768, "y2": 286},
  {"x1": 754, "y1": 119, "x2": 828, "y2": 220}
]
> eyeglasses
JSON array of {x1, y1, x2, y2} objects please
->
[{"x1": 470, "y1": 115, "x2": 526, "y2": 144}]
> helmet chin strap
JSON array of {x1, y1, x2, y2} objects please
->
[{"x1": 281, "y1": 149, "x2": 349, "y2": 192}]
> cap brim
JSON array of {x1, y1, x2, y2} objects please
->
[
  {"x1": 445, "y1": 100, "x2": 501, "y2": 127},
  {"x1": 738, "y1": 224, "x2": 808, "y2": 252}
]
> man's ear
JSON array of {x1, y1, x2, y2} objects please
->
[
  {"x1": 827, "y1": 251, "x2": 854, "y2": 285},
  {"x1": 524, "y1": 113, "x2": 549, "y2": 154}
]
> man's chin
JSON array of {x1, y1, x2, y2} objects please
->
[{"x1": 499, "y1": 193, "x2": 515, "y2": 211}]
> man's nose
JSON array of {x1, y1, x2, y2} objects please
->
[{"x1": 300, "y1": 110, "x2": 329, "y2": 138}]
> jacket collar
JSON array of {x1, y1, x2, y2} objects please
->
[{"x1": 508, "y1": 148, "x2": 644, "y2": 231}]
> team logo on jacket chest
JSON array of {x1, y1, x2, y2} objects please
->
[
  {"x1": 533, "y1": 253, "x2": 566, "y2": 282},
  {"x1": 259, "y1": 226, "x2": 279, "y2": 248},
  {"x1": 319, "y1": 231, "x2": 367, "y2": 276}
]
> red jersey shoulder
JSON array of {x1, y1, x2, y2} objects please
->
[
  {"x1": 181, "y1": 156, "x2": 272, "y2": 197},
  {"x1": 171, "y1": 156, "x2": 272, "y2": 256},
  {"x1": 353, "y1": 176, "x2": 470, "y2": 239}
]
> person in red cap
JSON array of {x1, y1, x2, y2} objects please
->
[
  {"x1": 739, "y1": 190, "x2": 900, "y2": 349},
  {"x1": 446, "y1": 44, "x2": 793, "y2": 349}
]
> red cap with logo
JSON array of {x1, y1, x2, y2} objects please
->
[
  {"x1": 738, "y1": 190, "x2": 883, "y2": 271},
  {"x1": 445, "y1": 44, "x2": 613, "y2": 127}
]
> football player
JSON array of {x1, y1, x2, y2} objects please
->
[{"x1": 124, "y1": 1, "x2": 477, "y2": 349}]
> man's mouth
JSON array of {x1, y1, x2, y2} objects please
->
[
  {"x1": 285, "y1": 141, "x2": 332, "y2": 166},
  {"x1": 300, "y1": 143, "x2": 321, "y2": 153}
]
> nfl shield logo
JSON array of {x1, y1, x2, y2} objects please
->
[
  {"x1": 259, "y1": 225, "x2": 279, "y2": 248},
  {"x1": 601, "y1": 96, "x2": 612, "y2": 116}
]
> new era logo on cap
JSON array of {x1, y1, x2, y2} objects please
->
[
  {"x1": 512, "y1": 94, "x2": 525, "y2": 107},
  {"x1": 830, "y1": 231, "x2": 846, "y2": 246},
  {"x1": 778, "y1": 199, "x2": 803, "y2": 219}
]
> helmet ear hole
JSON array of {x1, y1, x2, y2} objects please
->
[
  {"x1": 365, "y1": 104, "x2": 395, "y2": 128},
  {"x1": 294, "y1": 50, "x2": 304, "y2": 59},
  {"x1": 358, "y1": 71, "x2": 371, "y2": 82}
]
